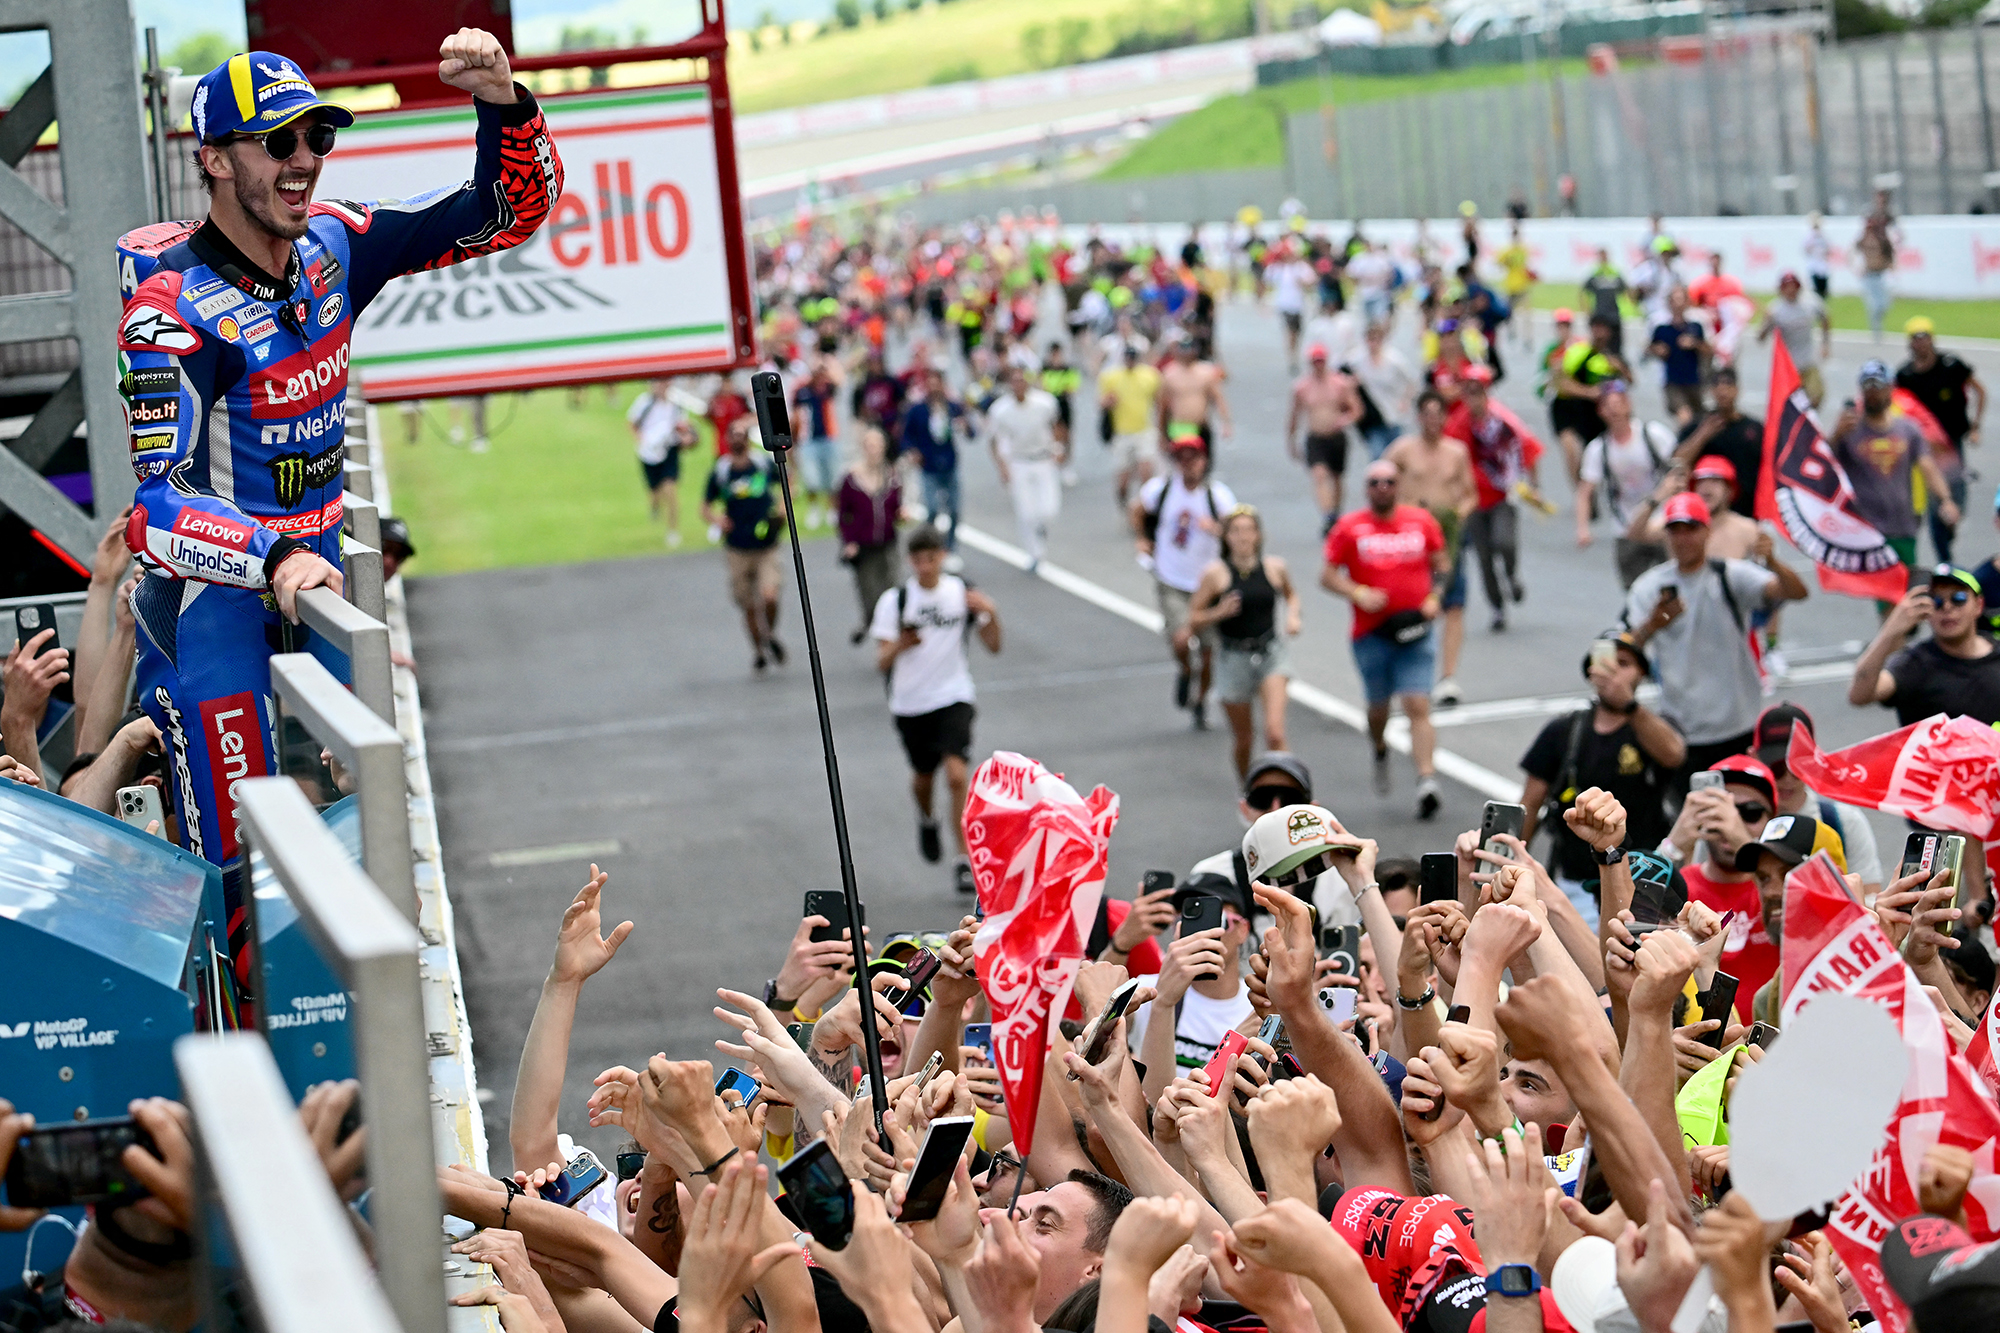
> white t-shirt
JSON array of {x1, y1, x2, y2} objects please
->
[
  {"x1": 1302, "y1": 310, "x2": 1362, "y2": 367},
  {"x1": 986, "y1": 390, "x2": 1062, "y2": 464},
  {"x1": 1346, "y1": 250, "x2": 1393, "y2": 295},
  {"x1": 628, "y1": 391, "x2": 685, "y2": 464},
  {"x1": 1803, "y1": 231, "x2": 1832, "y2": 278},
  {"x1": 1270, "y1": 260, "x2": 1313, "y2": 314},
  {"x1": 871, "y1": 574, "x2": 978, "y2": 718},
  {"x1": 1126, "y1": 976, "x2": 1254, "y2": 1073},
  {"x1": 1765, "y1": 293, "x2": 1827, "y2": 369},
  {"x1": 1351, "y1": 346, "x2": 1418, "y2": 427},
  {"x1": 1580, "y1": 421, "x2": 1677, "y2": 529},
  {"x1": 1139, "y1": 473, "x2": 1238, "y2": 593}
]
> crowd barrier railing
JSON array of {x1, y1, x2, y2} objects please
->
[
  {"x1": 267, "y1": 650, "x2": 413, "y2": 919},
  {"x1": 178, "y1": 1032, "x2": 405, "y2": 1333},
  {"x1": 238, "y1": 776, "x2": 443, "y2": 1333}
]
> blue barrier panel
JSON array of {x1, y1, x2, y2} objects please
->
[
  {"x1": 0, "y1": 779, "x2": 224, "y2": 1281},
  {"x1": 251, "y1": 794, "x2": 361, "y2": 1097}
]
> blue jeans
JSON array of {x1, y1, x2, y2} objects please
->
[
  {"x1": 921, "y1": 469, "x2": 960, "y2": 549},
  {"x1": 798, "y1": 435, "x2": 838, "y2": 496},
  {"x1": 1351, "y1": 625, "x2": 1436, "y2": 704},
  {"x1": 1861, "y1": 270, "x2": 1891, "y2": 334},
  {"x1": 1362, "y1": 423, "x2": 1401, "y2": 459}
]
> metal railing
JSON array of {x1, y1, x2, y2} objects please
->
[
  {"x1": 178, "y1": 1032, "x2": 404, "y2": 1333},
  {"x1": 237, "y1": 776, "x2": 442, "y2": 1333},
  {"x1": 295, "y1": 585, "x2": 393, "y2": 728},
  {"x1": 267, "y1": 650, "x2": 412, "y2": 918}
]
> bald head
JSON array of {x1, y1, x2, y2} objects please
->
[{"x1": 1364, "y1": 459, "x2": 1399, "y2": 513}]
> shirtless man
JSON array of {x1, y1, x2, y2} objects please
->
[
  {"x1": 1158, "y1": 335, "x2": 1232, "y2": 457},
  {"x1": 1626, "y1": 455, "x2": 1760, "y2": 560},
  {"x1": 1286, "y1": 343, "x2": 1362, "y2": 531},
  {"x1": 1386, "y1": 389, "x2": 1477, "y2": 704}
]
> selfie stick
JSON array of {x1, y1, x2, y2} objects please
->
[{"x1": 749, "y1": 371, "x2": 890, "y2": 1138}]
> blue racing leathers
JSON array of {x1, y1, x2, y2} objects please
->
[{"x1": 115, "y1": 86, "x2": 562, "y2": 867}]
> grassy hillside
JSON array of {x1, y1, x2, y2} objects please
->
[
  {"x1": 1102, "y1": 61, "x2": 1587, "y2": 178},
  {"x1": 725, "y1": 0, "x2": 1342, "y2": 113}
]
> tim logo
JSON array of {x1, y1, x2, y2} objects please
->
[
  {"x1": 248, "y1": 329, "x2": 349, "y2": 420},
  {"x1": 199, "y1": 692, "x2": 268, "y2": 861}
]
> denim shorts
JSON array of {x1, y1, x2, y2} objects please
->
[{"x1": 1351, "y1": 625, "x2": 1436, "y2": 703}]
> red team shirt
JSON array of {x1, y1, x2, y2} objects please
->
[
  {"x1": 1324, "y1": 506, "x2": 1446, "y2": 639},
  {"x1": 1681, "y1": 863, "x2": 1777, "y2": 1017}
]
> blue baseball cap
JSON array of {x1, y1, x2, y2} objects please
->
[
  {"x1": 1859, "y1": 358, "x2": 1894, "y2": 387},
  {"x1": 191, "y1": 52, "x2": 354, "y2": 143}
]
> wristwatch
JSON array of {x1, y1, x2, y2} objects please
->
[
  {"x1": 762, "y1": 978, "x2": 798, "y2": 1013},
  {"x1": 1592, "y1": 845, "x2": 1627, "y2": 865},
  {"x1": 1489, "y1": 1264, "x2": 1541, "y2": 1298}
]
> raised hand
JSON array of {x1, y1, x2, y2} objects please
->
[
  {"x1": 1251, "y1": 882, "x2": 1320, "y2": 1013},
  {"x1": 1244, "y1": 1075, "x2": 1342, "y2": 1179},
  {"x1": 677, "y1": 1158, "x2": 796, "y2": 1329},
  {"x1": 1615, "y1": 1179, "x2": 1698, "y2": 1330},
  {"x1": 1103, "y1": 1195, "x2": 1200, "y2": 1277},
  {"x1": 436, "y1": 27, "x2": 519, "y2": 103},
  {"x1": 550, "y1": 865, "x2": 633, "y2": 986},
  {"x1": 1629, "y1": 928, "x2": 1700, "y2": 1018},
  {"x1": 1564, "y1": 787, "x2": 1628, "y2": 851},
  {"x1": 772, "y1": 914, "x2": 861, "y2": 1009}
]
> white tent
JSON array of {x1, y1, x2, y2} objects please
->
[{"x1": 1317, "y1": 9, "x2": 1385, "y2": 46}]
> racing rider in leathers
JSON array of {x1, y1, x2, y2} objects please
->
[{"x1": 116, "y1": 30, "x2": 562, "y2": 868}]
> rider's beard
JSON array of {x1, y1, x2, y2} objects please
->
[{"x1": 234, "y1": 165, "x2": 314, "y2": 246}]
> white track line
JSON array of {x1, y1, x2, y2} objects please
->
[{"x1": 954, "y1": 524, "x2": 1526, "y2": 801}]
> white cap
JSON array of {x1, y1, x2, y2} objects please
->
[
  {"x1": 1551, "y1": 1236, "x2": 1617, "y2": 1333},
  {"x1": 1241, "y1": 804, "x2": 1361, "y2": 885}
]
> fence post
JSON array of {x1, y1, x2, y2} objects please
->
[
  {"x1": 294, "y1": 584, "x2": 393, "y2": 727},
  {"x1": 1803, "y1": 31, "x2": 1831, "y2": 213},
  {"x1": 1851, "y1": 47, "x2": 1873, "y2": 206},
  {"x1": 1888, "y1": 37, "x2": 1911, "y2": 209},
  {"x1": 237, "y1": 777, "x2": 443, "y2": 1333},
  {"x1": 1772, "y1": 33, "x2": 1799, "y2": 213},
  {"x1": 1968, "y1": 24, "x2": 2000, "y2": 213},
  {"x1": 1928, "y1": 30, "x2": 1953, "y2": 213},
  {"x1": 267, "y1": 650, "x2": 413, "y2": 918},
  {"x1": 178, "y1": 1034, "x2": 404, "y2": 1333}
]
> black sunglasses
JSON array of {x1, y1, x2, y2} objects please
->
[
  {"x1": 1735, "y1": 802, "x2": 1770, "y2": 823},
  {"x1": 1932, "y1": 588, "x2": 1972, "y2": 607},
  {"x1": 615, "y1": 1150, "x2": 646, "y2": 1182},
  {"x1": 225, "y1": 121, "x2": 339, "y2": 161},
  {"x1": 1246, "y1": 783, "x2": 1304, "y2": 812}
]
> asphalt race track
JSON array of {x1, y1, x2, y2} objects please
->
[{"x1": 409, "y1": 298, "x2": 2000, "y2": 1170}]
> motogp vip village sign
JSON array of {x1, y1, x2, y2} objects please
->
[{"x1": 316, "y1": 85, "x2": 748, "y2": 400}]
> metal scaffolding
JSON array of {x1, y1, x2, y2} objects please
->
[{"x1": 0, "y1": 0, "x2": 151, "y2": 567}]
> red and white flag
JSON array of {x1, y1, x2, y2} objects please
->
[
  {"x1": 1780, "y1": 853, "x2": 2000, "y2": 1333},
  {"x1": 1786, "y1": 712, "x2": 2000, "y2": 841},
  {"x1": 963, "y1": 752, "x2": 1118, "y2": 1157},
  {"x1": 1756, "y1": 336, "x2": 1908, "y2": 601}
]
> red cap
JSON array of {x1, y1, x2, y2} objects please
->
[
  {"x1": 1552, "y1": 307, "x2": 1574, "y2": 322},
  {"x1": 1306, "y1": 342, "x2": 1328, "y2": 361},
  {"x1": 1690, "y1": 455, "x2": 1738, "y2": 486},
  {"x1": 1660, "y1": 492, "x2": 1710, "y2": 527},
  {"x1": 1169, "y1": 434, "x2": 1207, "y2": 453},
  {"x1": 1706, "y1": 753, "x2": 1777, "y2": 806},
  {"x1": 1458, "y1": 363, "x2": 1495, "y2": 386}
]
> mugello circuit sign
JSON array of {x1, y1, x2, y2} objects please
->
[{"x1": 316, "y1": 85, "x2": 746, "y2": 399}]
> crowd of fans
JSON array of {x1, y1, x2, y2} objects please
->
[{"x1": 9, "y1": 194, "x2": 2000, "y2": 1332}]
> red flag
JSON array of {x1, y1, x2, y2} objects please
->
[
  {"x1": 1758, "y1": 337, "x2": 1908, "y2": 601},
  {"x1": 1786, "y1": 713, "x2": 2000, "y2": 840},
  {"x1": 1779, "y1": 854, "x2": 2000, "y2": 1332},
  {"x1": 963, "y1": 753, "x2": 1118, "y2": 1157},
  {"x1": 1966, "y1": 1000, "x2": 2000, "y2": 1102}
]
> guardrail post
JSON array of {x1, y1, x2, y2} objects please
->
[
  {"x1": 268, "y1": 651, "x2": 412, "y2": 917},
  {"x1": 343, "y1": 535, "x2": 388, "y2": 629},
  {"x1": 345, "y1": 491, "x2": 382, "y2": 553},
  {"x1": 237, "y1": 778, "x2": 443, "y2": 1333},
  {"x1": 178, "y1": 1033, "x2": 405, "y2": 1333},
  {"x1": 295, "y1": 584, "x2": 394, "y2": 728},
  {"x1": 346, "y1": 460, "x2": 376, "y2": 502}
]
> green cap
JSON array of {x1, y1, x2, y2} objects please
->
[{"x1": 1674, "y1": 1041, "x2": 1743, "y2": 1148}]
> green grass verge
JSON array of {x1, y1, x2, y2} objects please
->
[
  {"x1": 1101, "y1": 62, "x2": 1589, "y2": 179},
  {"x1": 729, "y1": 0, "x2": 1347, "y2": 114},
  {"x1": 1521, "y1": 282, "x2": 2000, "y2": 342},
  {"x1": 384, "y1": 386, "x2": 741, "y2": 576}
]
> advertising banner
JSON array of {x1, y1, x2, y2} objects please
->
[{"x1": 317, "y1": 84, "x2": 750, "y2": 399}]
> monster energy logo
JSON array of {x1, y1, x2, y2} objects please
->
[
  {"x1": 154, "y1": 686, "x2": 203, "y2": 860},
  {"x1": 266, "y1": 441, "x2": 343, "y2": 508}
]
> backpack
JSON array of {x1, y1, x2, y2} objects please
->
[{"x1": 1140, "y1": 477, "x2": 1221, "y2": 543}]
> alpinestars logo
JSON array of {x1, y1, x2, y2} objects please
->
[
  {"x1": 268, "y1": 440, "x2": 343, "y2": 507},
  {"x1": 120, "y1": 304, "x2": 200, "y2": 353},
  {"x1": 155, "y1": 686, "x2": 204, "y2": 861}
]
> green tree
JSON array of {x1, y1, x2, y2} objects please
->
[
  {"x1": 1055, "y1": 17, "x2": 1093, "y2": 64},
  {"x1": 835, "y1": 0, "x2": 863, "y2": 28},
  {"x1": 1021, "y1": 22, "x2": 1050, "y2": 67},
  {"x1": 873, "y1": 0, "x2": 891, "y2": 19},
  {"x1": 906, "y1": 0, "x2": 924, "y2": 10},
  {"x1": 164, "y1": 31, "x2": 233, "y2": 76}
]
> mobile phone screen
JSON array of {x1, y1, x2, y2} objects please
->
[
  {"x1": 776, "y1": 1140, "x2": 855, "y2": 1249},
  {"x1": 1419, "y1": 853, "x2": 1457, "y2": 905},
  {"x1": 895, "y1": 1116, "x2": 976, "y2": 1223}
]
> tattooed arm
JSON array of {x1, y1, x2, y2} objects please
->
[{"x1": 632, "y1": 1157, "x2": 687, "y2": 1276}]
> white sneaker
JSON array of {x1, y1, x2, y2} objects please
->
[
  {"x1": 666, "y1": 529, "x2": 682, "y2": 548},
  {"x1": 1763, "y1": 647, "x2": 1789, "y2": 680},
  {"x1": 469, "y1": 435, "x2": 489, "y2": 454},
  {"x1": 1432, "y1": 676, "x2": 1463, "y2": 707},
  {"x1": 706, "y1": 524, "x2": 723, "y2": 544}
]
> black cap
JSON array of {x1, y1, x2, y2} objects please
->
[
  {"x1": 1881, "y1": 1213, "x2": 2000, "y2": 1327},
  {"x1": 379, "y1": 515, "x2": 415, "y2": 556},
  {"x1": 1732, "y1": 814, "x2": 1827, "y2": 874},
  {"x1": 1243, "y1": 751, "x2": 1313, "y2": 801},
  {"x1": 1751, "y1": 701, "x2": 1813, "y2": 774}
]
